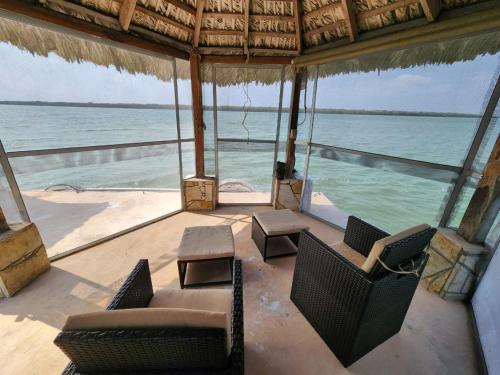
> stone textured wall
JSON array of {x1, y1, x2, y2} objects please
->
[
  {"x1": 183, "y1": 177, "x2": 216, "y2": 210},
  {"x1": 272, "y1": 178, "x2": 303, "y2": 210},
  {"x1": 0, "y1": 223, "x2": 50, "y2": 298},
  {"x1": 422, "y1": 228, "x2": 489, "y2": 300}
]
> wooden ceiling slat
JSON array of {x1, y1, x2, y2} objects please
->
[
  {"x1": 252, "y1": 31, "x2": 296, "y2": 38},
  {"x1": 200, "y1": 29, "x2": 245, "y2": 36},
  {"x1": 293, "y1": 0, "x2": 302, "y2": 52},
  {"x1": 244, "y1": 0, "x2": 250, "y2": 55}
]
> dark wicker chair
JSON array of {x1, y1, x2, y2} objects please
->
[
  {"x1": 290, "y1": 216, "x2": 436, "y2": 367},
  {"x1": 54, "y1": 259, "x2": 244, "y2": 375}
]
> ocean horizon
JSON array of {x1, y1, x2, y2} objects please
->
[{"x1": 1, "y1": 103, "x2": 497, "y2": 233}]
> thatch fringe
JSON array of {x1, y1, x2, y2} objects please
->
[{"x1": 318, "y1": 31, "x2": 500, "y2": 78}]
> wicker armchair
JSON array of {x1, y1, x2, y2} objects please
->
[
  {"x1": 54, "y1": 259, "x2": 244, "y2": 375},
  {"x1": 290, "y1": 216, "x2": 436, "y2": 367}
]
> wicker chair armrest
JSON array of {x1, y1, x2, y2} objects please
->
[
  {"x1": 297, "y1": 230, "x2": 371, "y2": 285},
  {"x1": 107, "y1": 259, "x2": 154, "y2": 310},
  {"x1": 230, "y1": 259, "x2": 244, "y2": 374},
  {"x1": 344, "y1": 216, "x2": 389, "y2": 257}
]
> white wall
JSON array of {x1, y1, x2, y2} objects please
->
[{"x1": 472, "y1": 242, "x2": 500, "y2": 375}]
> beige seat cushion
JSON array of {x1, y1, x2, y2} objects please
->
[
  {"x1": 63, "y1": 308, "x2": 229, "y2": 352},
  {"x1": 331, "y1": 241, "x2": 366, "y2": 268},
  {"x1": 178, "y1": 225, "x2": 235, "y2": 261},
  {"x1": 254, "y1": 209, "x2": 309, "y2": 236},
  {"x1": 361, "y1": 224, "x2": 430, "y2": 273},
  {"x1": 149, "y1": 288, "x2": 233, "y2": 354}
]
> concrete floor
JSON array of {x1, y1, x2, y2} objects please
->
[{"x1": 0, "y1": 206, "x2": 479, "y2": 374}]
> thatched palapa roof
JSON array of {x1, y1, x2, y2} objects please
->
[{"x1": 0, "y1": 0, "x2": 499, "y2": 83}]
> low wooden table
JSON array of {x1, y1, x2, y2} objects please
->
[
  {"x1": 252, "y1": 209, "x2": 309, "y2": 262},
  {"x1": 177, "y1": 225, "x2": 235, "y2": 289}
]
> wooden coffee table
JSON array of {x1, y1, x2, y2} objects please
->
[{"x1": 177, "y1": 225, "x2": 235, "y2": 288}]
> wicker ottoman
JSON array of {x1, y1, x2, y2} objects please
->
[
  {"x1": 177, "y1": 225, "x2": 235, "y2": 288},
  {"x1": 252, "y1": 209, "x2": 309, "y2": 262}
]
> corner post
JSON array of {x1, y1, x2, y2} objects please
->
[
  {"x1": 190, "y1": 51, "x2": 204, "y2": 178},
  {"x1": 285, "y1": 67, "x2": 304, "y2": 178}
]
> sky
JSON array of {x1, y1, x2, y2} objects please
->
[{"x1": 0, "y1": 42, "x2": 498, "y2": 113}]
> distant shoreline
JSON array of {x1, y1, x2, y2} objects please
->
[{"x1": 0, "y1": 101, "x2": 479, "y2": 118}]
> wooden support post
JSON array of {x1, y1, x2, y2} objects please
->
[
  {"x1": 285, "y1": 68, "x2": 304, "y2": 178},
  {"x1": 190, "y1": 52, "x2": 205, "y2": 178},
  {"x1": 193, "y1": 0, "x2": 205, "y2": 47},
  {"x1": 458, "y1": 134, "x2": 500, "y2": 243}
]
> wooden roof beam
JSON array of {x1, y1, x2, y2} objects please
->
[
  {"x1": 119, "y1": 0, "x2": 136, "y2": 31},
  {"x1": 341, "y1": 0, "x2": 357, "y2": 41},
  {"x1": 193, "y1": 0, "x2": 205, "y2": 47},
  {"x1": 357, "y1": 0, "x2": 420, "y2": 21},
  {"x1": 200, "y1": 29, "x2": 244, "y2": 36},
  {"x1": 251, "y1": 31, "x2": 297, "y2": 38},
  {"x1": 244, "y1": 0, "x2": 250, "y2": 56},
  {"x1": 135, "y1": 4, "x2": 193, "y2": 34},
  {"x1": 303, "y1": 20, "x2": 345, "y2": 39},
  {"x1": 420, "y1": 0, "x2": 441, "y2": 22},
  {"x1": 165, "y1": 0, "x2": 197, "y2": 16},
  {"x1": 201, "y1": 54, "x2": 293, "y2": 64},
  {"x1": 203, "y1": 12, "x2": 294, "y2": 22},
  {"x1": 302, "y1": 3, "x2": 340, "y2": 21},
  {"x1": 0, "y1": 0, "x2": 190, "y2": 59},
  {"x1": 293, "y1": 0, "x2": 302, "y2": 53}
]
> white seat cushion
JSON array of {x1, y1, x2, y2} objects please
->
[
  {"x1": 149, "y1": 288, "x2": 233, "y2": 354},
  {"x1": 178, "y1": 225, "x2": 235, "y2": 261},
  {"x1": 254, "y1": 209, "x2": 309, "y2": 236},
  {"x1": 361, "y1": 224, "x2": 430, "y2": 273},
  {"x1": 331, "y1": 241, "x2": 366, "y2": 268}
]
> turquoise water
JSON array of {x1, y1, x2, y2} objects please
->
[{"x1": 1, "y1": 104, "x2": 498, "y2": 233}]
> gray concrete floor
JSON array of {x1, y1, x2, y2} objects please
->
[{"x1": 0, "y1": 206, "x2": 479, "y2": 374}]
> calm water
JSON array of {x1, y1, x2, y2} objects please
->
[{"x1": 1, "y1": 104, "x2": 498, "y2": 233}]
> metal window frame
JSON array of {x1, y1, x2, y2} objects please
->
[
  {"x1": 0, "y1": 140, "x2": 30, "y2": 222},
  {"x1": 299, "y1": 65, "x2": 319, "y2": 212},
  {"x1": 439, "y1": 72, "x2": 500, "y2": 227},
  {"x1": 299, "y1": 62, "x2": 500, "y2": 232},
  {"x1": 0, "y1": 58, "x2": 190, "y2": 261},
  {"x1": 212, "y1": 64, "x2": 286, "y2": 205}
]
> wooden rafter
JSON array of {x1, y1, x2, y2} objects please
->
[
  {"x1": 0, "y1": 0, "x2": 189, "y2": 59},
  {"x1": 357, "y1": 0, "x2": 420, "y2": 21},
  {"x1": 302, "y1": 3, "x2": 340, "y2": 21},
  {"x1": 118, "y1": 0, "x2": 136, "y2": 31},
  {"x1": 164, "y1": 0, "x2": 197, "y2": 16},
  {"x1": 252, "y1": 31, "x2": 296, "y2": 38},
  {"x1": 203, "y1": 12, "x2": 294, "y2": 22},
  {"x1": 135, "y1": 4, "x2": 193, "y2": 34},
  {"x1": 201, "y1": 29, "x2": 245, "y2": 36},
  {"x1": 193, "y1": 0, "x2": 206, "y2": 47},
  {"x1": 341, "y1": 0, "x2": 357, "y2": 41},
  {"x1": 244, "y1": 0, "x2": 250, "y2": 55},
  {"x1": 303, "y1": 20, "x2": 345, "y2": 38},
  {"x1": 201, "y1": 54, "x2": 293, "y2": 64},
  {"x1": 293, "y1": 0, "x2": 302, "y2": 52},
  {"x1": 420, "y1": 0, "x2": 441, "y2": 22}
]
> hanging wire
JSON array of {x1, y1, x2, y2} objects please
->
[
  {"x1": 241, "y1": 70, "x2": 251, "y2": 143},
  {"x1": 298, "y1": 68, "x2": 308, "y2": 127}
]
